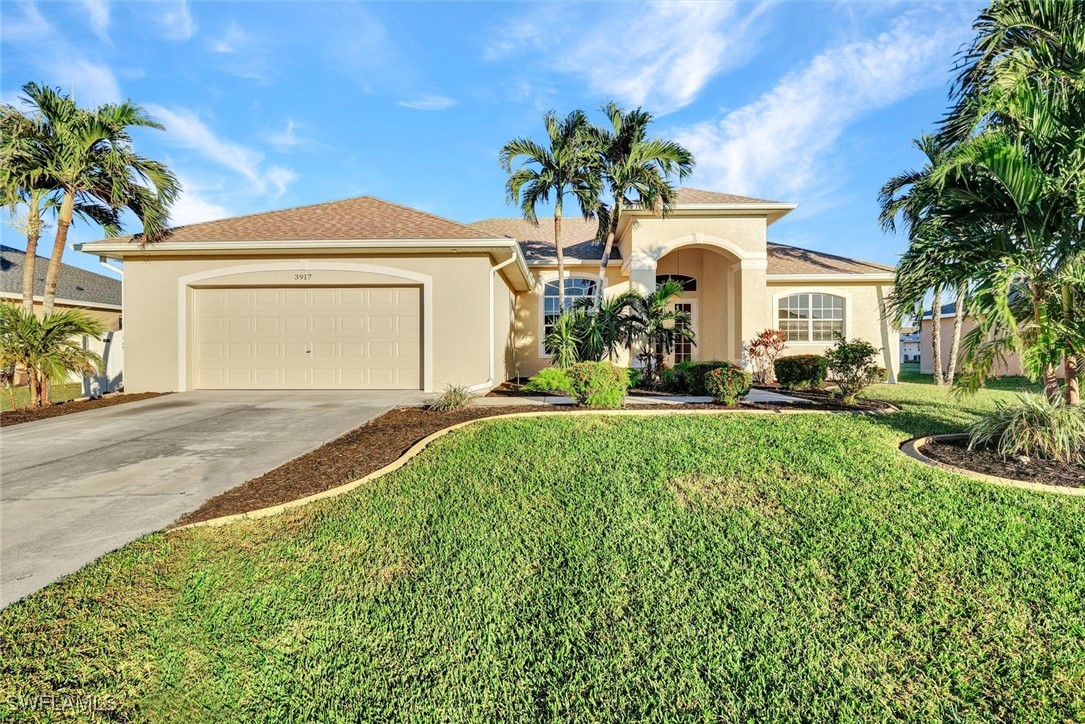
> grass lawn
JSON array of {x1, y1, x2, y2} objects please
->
[
  {"x1": 2, "y1": 381, "x2": 84, "y2": 410},
  {"x1": 2, "y1": 381, "x2": 1083, "y2": 721}
]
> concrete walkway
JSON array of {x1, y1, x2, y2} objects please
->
[{"x1": 1, "y1": 390, "x2": 420, "y2": 608}]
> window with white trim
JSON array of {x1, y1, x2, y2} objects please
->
[
  {"x1": 543, "y1": 277, "x2": 597, "y2": 336},
  {"x1": 777, "y1": 293, "x2": 845, "y2": 342}
]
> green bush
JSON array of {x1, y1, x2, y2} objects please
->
[
  {"x1": 659, "y1": 367, "x2": 679, "y2": 393},
  {"x1": 704, "y1": 363, "x2": 752, "y2": 405},
  {"x1": 566, "y1": 361, "x2": 628, "y2": 409},
  {"x1": 428, "y1": 384, "x2": 475, "y2": 412},
  {"x1": 523, "y1": 367, "x2": 573, "y2": 394},
  {"x1": 626, "y1": 367, "x2": 644, "y2": 390},
  {"x1": 774, "y1": 355, "x2": 828, "y2": 390},
  {"x1": 871, "y1": 367, "x2": 890, "y2": 384},
  {"x1": 968, "y1": 392, "x2": 1085, "y2": 463},
  {"x1": 671, "y1": 361, "x2": 735, "y2": 396},
  {"x1": 825, "y1": 337, "x2": 881, "y2": 404}
]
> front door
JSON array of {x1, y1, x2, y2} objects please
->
[{"x1": 670, "y1": 301, "x2": 697, "y2": 365}]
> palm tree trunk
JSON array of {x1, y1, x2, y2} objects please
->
[
  {"x1": 22, "y1": 197, "x2": 42, "y2": 313},
  {"x1": 945, "y1": 284, "x2": 966, "y2": 386},
  {"x1": 931, "y1": 286, "x2": 944, "y2": 385},
  {"x1": 554, "y1": 205, "x2": 565, "y2": 314},
  {"x1": 42, "y1": 190, "x2": 75, "y2": 315},
  {"x1": 597, "y1": 208, "x2": 620, "y2": 302},
  {"x1": 1065, "y1": 354, "x2": 1080, "y2": 406}
]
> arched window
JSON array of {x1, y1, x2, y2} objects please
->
[
  {"x1": 542, "y1": 277, "x2": 597, "y2": 336},
  {"x1": 655, "y1": 274, "x2": 697, "y2": 291},
  {"x1": 777, "y1": 293, "x2": 845, "y2": 342}
]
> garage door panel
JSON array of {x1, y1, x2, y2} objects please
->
[{"x1": 192, "y1": 286, "x2": 421, "y2": 390}]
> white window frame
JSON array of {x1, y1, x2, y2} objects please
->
[
  {"x1": 771, "y1": 289, "x2": 850, "y2": 345},
  {"x1": 538, "y1": 273, "x2": 598, "y2": 358}
]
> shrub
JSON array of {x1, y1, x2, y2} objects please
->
[
  {"x1": 429, "y1": 384, "x2": 474, "y2": 412},
  {"x1": 523, "y1": 367, "x2": 573, "y2": 394},
  {"x1": 774, "y1": 355, "x2": 828, "y2": 390},
  {"x1": 626, "y1": 367, "x2": 644, "y2": 390},
  {"x1": 659, "y1": 367, "x2": 679, "y2": 393},
  {"x1": 672, "y1": 361, "x2": 734, "y2": 396},
  {"x1": 968, "y1": 392, "x2": 1085, "y2": 463},
  {"x1": 825, "y1": 337, "x2": 881, "y2": 404},
  {"x1": 704, "y1": 363, "x2": 752, "y2": 405},
  {"x1": 566, "y1": 361, "x2": 628, "y2": 408},
  {"x1": 745, "y1": 329, "x2": 788, "y2": 384},
  {"x1": 871, "y1": 367, "x2": 890, "y2": 384}
]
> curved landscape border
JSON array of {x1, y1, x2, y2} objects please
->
[
  {"x1": 172, "y1": 404, "x2": 895, "y2": 532},
  {"x1": 901, "y1": 433, "x2": 1085, "y2": 497}
]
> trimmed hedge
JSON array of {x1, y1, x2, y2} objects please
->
[
  {"x1": 704, "y1": 363, "x2": 752, "y2": 405},
  {"x1": 567, "y1": 361, "x2": 629, "y2": 408},
  {"x1": 774, "y1": 355, "x2": 828, "y2": 390},
  {"x1": 670, "y1": 361, "x2": 736, "y2": 396}
]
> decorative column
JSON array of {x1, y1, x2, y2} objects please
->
[{"x1": 735, "y1": 257, "x2": 770, "y2": 368}]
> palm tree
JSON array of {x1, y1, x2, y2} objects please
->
[
  {"x1": 0, "y1": 304, "x2": 104, "y2": 408},
  {"x1": 624, "y1": 279, "x2": 695, "y2": 386},
  {"x1": 945, "y1": 283, "x2": 968, "y2": 386},
  {"x1": 500, "y1": 110, "x2": 601, "y2": 313},
  {"x1": 17, "y1": 82, "x2": 179, "y2": 314},
  {"x1": 592, "y1": 102, "x2": 694, "y2": 299}
]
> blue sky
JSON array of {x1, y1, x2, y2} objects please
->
[{"x1": 1, "y1": 0, "x2": 982, "y2": 280}]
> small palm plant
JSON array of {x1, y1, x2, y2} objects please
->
[
  {"x1": 625, "y1": 279, "x2": 695, "y2": 387},
  {"x1": 0, "y1": 304, "x2": 104, "y2": 408}
]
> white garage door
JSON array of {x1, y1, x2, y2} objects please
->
[{"x1": 191, "y1": 287, "x2": 421, "y2": 390}]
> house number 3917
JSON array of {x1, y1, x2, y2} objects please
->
[{"x1": 294, "y1": 273, "x2": 312, "y2": 280}]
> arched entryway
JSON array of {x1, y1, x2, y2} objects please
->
[{"x1": 654, "y1": 243, "x2": 743, "y2": 364}]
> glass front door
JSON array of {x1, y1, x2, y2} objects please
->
[{"x1": 672, "y1": 302, "x2": 695, "y2": 364}]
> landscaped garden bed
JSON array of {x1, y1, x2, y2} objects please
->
[
  {"x1": 0, "y1": 391, "x2": 166, "y2": 427},
  {"x1": 919, "y1": 434, "x2": 1085, "y2": 489}
]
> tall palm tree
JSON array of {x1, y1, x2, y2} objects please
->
[
  {"x1": 0, "y1": 304, "x2": 104, "y2": 408},
  {"x1": 500, "y1": 110, "x2": 601, "y2": 313},
  {"x1": 593, "y1": 102, "x2": 694, "y2": 299},
  {"x1": 17, "y1": 83, "x2": 179, "y2": 314}
]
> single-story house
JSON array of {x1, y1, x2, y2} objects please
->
[
  {"x1": 0, "y1": 245, "x2": 122, "y2": 331},
  {"x1": 900, "y1": 328, "x2": 921, "y2": 364},
  {"x1": 919, "y1": 301, "x2": 1057, "y2": 378},
  {"x1": 77, "y1": 189, "x2": 899, "y2": 393}
]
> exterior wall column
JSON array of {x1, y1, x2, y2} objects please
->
[
  {"x1": 735, "y1": 257, "x2": 770, "y2": 368},
  {"x1": 628, "y1": 261, "x2": 657, "y2": 296}
]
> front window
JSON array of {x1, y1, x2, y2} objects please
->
[
  {"x1": 543, "y1": 277, "x2": 597, "y2": 336},
  {"x1": 777, "y1": 293, "x2": 845, "y2": 342}
]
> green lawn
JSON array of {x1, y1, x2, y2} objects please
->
[
  {"x1": 3, "y1": 381, "x2": 84, "y2": 410},
  {"x1": 2, "y1": 382, "x2": 1083, "y2": 721}
]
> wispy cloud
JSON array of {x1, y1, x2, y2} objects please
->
[
  {"x1": 673, "y1": 6, "x2": 973, "y2": 203},
  {"x1": 486, "y1": 1, "x2": 772, "y2": 115},
  {"x1": 82, "y1": 0, "x2": 111, "y2": 44},
  {"x1": 398, "y1": 94, "x2": 455, "y2": 111},
  {"x1": 263, "y1": 118, "x2": 317, "y2": 152},
  {"x1": 155, "y1": 0, "x2": 196, "y2": 41},
  {"x1": 146, "y1": 104, "x2": 297, "y2": 197},
  {"x1": 1, "y1": 2, "x2": 121, "y2": 106},
  {"x1": 206, "y1": 19, "x2": 270, "y2": 81},
  {"x1": 169, "y1": 177, "x2": 232, "y2": 226}
]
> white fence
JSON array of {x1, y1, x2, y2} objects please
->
[{"x1": 78, "y1": 330, "x2": 124, "y2": 396}]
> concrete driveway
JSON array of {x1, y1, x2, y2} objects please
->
[{"x1": 1, "y1": 390, "x2": 421, "y2": 608}]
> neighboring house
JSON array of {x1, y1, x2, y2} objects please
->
[
  {"x1": 0, "y1": 245, "x2": 122, "y2": 331},
  {"x1": 900, "y1": 328, "x2": 921, "y2": 364},
  {"x1": 77, "y1": 189, "x2": 899, "y2": 393},
  {"x1": 919, "y1": 301, "x2": 1057, "y2": 378}
]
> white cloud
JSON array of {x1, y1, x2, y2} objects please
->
[
  {"x1": 146, "y1": 105, "x2": 297, "y2": 196},
  {"x1": 673, "y1": 7, "x2": 974, "y2": 202},
  {"x1": 486, "y1": 1, "x2": 772, "y2": 115},
  {"x1": 155, "y1": 0, "x2": 196, "y2": 41},
  {"x1": 398, "y1": 94, "x2": 455, "y2": 111},
  {"x1": 1, "y1": 2, "x2": 121, "y2": 106},
  {"x1": 209, "y1": 19, "x2": 249, "y2": 53},
  {"x1": 264, "y1": 119, "x2": 304, "y2": 151},
  {"x1": 168, "y1": 179, "x2": 232, "y2": 226},
  {"x1": 82, "y1": 0, "x2": 111, "y2": 44}
]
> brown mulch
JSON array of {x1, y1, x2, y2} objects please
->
[
  {"x1": 756, "y1": 385, "x2": 895, "y2": 413},
  {"x1": 177, "y1": 398, "x2": 855, "y2": 527},
  {"x1": 0, "y1": 392, "x2": 166, "y2": 427},
  {"x1": 923, "y1": 437, "x2": 1085, "y2": 489}
]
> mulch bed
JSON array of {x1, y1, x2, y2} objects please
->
[
  {"x1": 0, "y1": 392, "x2": 166, "y2": 427},
  {"x1": 753, "y1": 384, "x2": 894, "y2": 413},
  {"x1": 177, "y1": 398, "x2": 854, "y2": 527},
  {"x1": 923, "y1": 437, "x2": 1085, "y2": 489}
]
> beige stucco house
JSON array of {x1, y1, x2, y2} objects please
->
[{"x1": 77, "y1": 189, "x2": 899, "y2": 393}]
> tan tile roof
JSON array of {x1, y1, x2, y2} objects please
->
[
  {"x1": 468, "y1": 217, "x2": 608, "y2": 261},
  {"x1": 674, "y1": 188, "x2": 783, "y2": 205},
  {"x1": 766, "y1": 243, "x2": 895, "y2": 275},
  {"x1": 105, "y1": 195, "x2": 505, "y2": 244}
]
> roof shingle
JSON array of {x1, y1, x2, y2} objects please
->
[
  {"x1": 765, "y1": 243, "x2": 895, "y2": 275},
  {"x1": 0, "y1": 246, "x2": 122, "y2": 306},
  {"x1": 674, "y1": 188, "x2": 784, "y2": 205}
]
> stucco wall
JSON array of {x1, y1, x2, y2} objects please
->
[
  {"x1": 918, "y1": 316, "x2": 1048, "y2": 378},
  {"x1": 121, "y1": 254, "x2": 497, "y2": 392},
  {"x1": 626, "y1": 215, "x2": 768, "y2": 265},
  {"x1": 767, "y1": 281, "x2": 899, "y2": 380}
]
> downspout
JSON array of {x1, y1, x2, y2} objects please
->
[
  {"x1": 98, "y1": 256, "x2": 124, "y2": 278},
  {"x1": 466, "y1": 255, "x2": 519, "y2": 393}
]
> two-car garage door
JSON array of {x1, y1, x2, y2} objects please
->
[{"x1": 191, "y1": 287, "x2": 421, "y2": 389}]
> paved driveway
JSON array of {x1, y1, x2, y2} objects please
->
[{"x1": 1, "y1": 390, "x2": 421, "y2": 608}]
